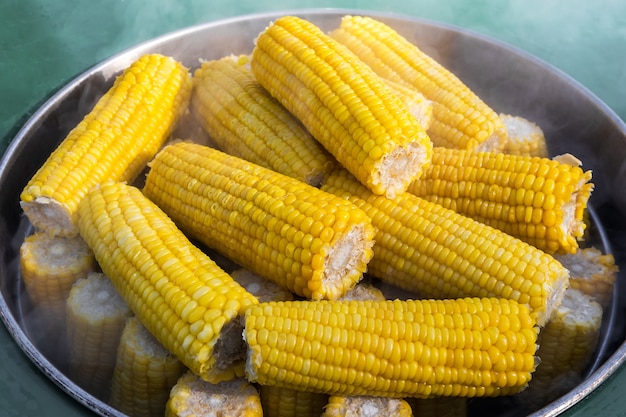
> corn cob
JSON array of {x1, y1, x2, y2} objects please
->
[
  {"x1": 244, "y1": 298, "x2": 539, "y2": 398},
  {"x1": 76, "y1": 181, "x2": 258, "y2": 382},
  {"x1": 339, "y1": 281, "x2": 386, "y2": 301},
  {"x1": 191, "y1": 54, "x2": 335, "y2": 186},
  {"x1": 166, "y1": 371, "x2": 263, "y2": 417},
  {"x1": 259, "y1": 385, "x2": 329, "y2": 417},
  {"x1": 554, "y1": 247, "x2": 617, "y2": 308},
  {"x1": 250, "y1": 15, "x2": 433, "y2": 199},
  {"x1": 515, "y1": 288, "x2": 603, "y2": 408},
  {"x1": 322, "y1": 395, "x2": 414, "y2": 417},
  {"x1": 20, "y1": 54, "x2": 192, "y2": 237},
  {"x1": 405, "y1": 397, "x2": 467, "y2": 417},
  {"x1": 329, "y1": 15, "x2": 507, "y2": 152},
  {"x1": 384, "y1": 78, "x2": 433, "y2": 130},
  {"x1": 143, "y1": 142, "x2": 376, "y2": 300},
  {"x1": 66, "y1": 272, "x2": 133, "y2": 400},
  {"x1": 230, "y1": 268, "x2": 295, "y2": 303},
  {"x1": 406, "y1": 147, "x2": 594, "y2": 254},
  {"x1": 499, "y1": 114, "x2": 549, "y2": 158},
  {"x1": 20, "y1": 232, "x2": 97, "y2": 320},
  {"x1": 109, "y1": 317, "x2": 186, "y2": 417},
  {"x1": 322, "y1": 168, "x2": 569, "y2": 326}
]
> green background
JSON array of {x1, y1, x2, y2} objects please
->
[{"x1": 1, "y1": 0, "x2": 625, "y2": 416}]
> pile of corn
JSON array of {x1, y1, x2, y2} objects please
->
[{"x1": 18, "y1": 14, "x2": 618, "y2": 417}]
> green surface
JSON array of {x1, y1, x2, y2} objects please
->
[{"x1": 1, "y1": 0, "x2": 625, "y2": 416}]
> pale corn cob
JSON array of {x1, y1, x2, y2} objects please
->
[
  {"x1": 499, "y1": 114, "x2": 549, "y2": 158},
  {"x1": 339, "y1": 281, "x2": 386, "y2": 301},
  {"x1": 166, "y1": 371, "x2": 263, "y2": 417},
  {"x1": 515, "y1": 288, "x2": 603, "y2": 408},
  {"x1": 230, "y1": 268, "x2": 295, "y2": 303},
  {"x1": 250, "y1": 15, "x2": 433, "y2": 199},
  {"x1": 66, "y1": 272, "x2": 133, "y2": 400},
  {"x1": 109, "y1": 317, "x2": 186, "y2": 417},
  {"x1": 405, "y1": 397, "x2": 467, "y2": 417},
  {"x1": 384, "y1": 78, "x2": 434, "y2": 130},
  {"x1": 322, "y1": 395, "x2": 413, "y2": 417},
  {"x1": 76, "y1": 181, "x2": 258, "y2": 382},
  {"x1": 244, "y1": 298, "x2": 539, "y2": 398},
  {"x1": 322, "y1": 168, "x2": 569, "y2": 326},
  {"x1": 554, "y1": 247, "x2": 618, "y2": 308},
  {"x1": 143, "y1": 142, "x2": 376, "y2": 300},
  {"x1": 329, "y1": 15, "x2": 507, "y2": 152},
  {"x1": 20, "y1": 54, "x2": 192, "y2": 237},
  {"x1": 407, "y1": 147, "x2": 594, "y2": 254},
  {"x1": 191, "y1": 54, "x2": 335, "y2": 186},
  {"x1": 20, "y1": 232, "x2": 97, "y2": 320}
]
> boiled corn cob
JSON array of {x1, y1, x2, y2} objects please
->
[
  {"x1": 143, "y1": 142, "x2": 376, "y2": 300},
  {"x1": 66, "y1": 272, "x2": 133, "y2": 400},
  {"x1": 322, "y1": 395, "x2": 413, "y2": 417},
  {"x1": 250, "y1": 15, "x2": 433, "y2": 198},
  {"x1": 406, "y1": 147, "x2": 594, "y2": 254},
  {"x1": 244, "y1": 298, "x2": 539, "y2": 398},
  {"x1": 20, "y1": 54, "x2": 192, "y2": 237},
  {"x1": 166, "y1": 371, "x2": 263, "y2": 417},
  {"x1": 405, "y1": 397, "x2": 467, "y2": 417},
  {"x1": 499, "y1": 114, "x2": 549, "y2": 158},
  {"x1": 339, "y1": 281, "x2": 386, "y2": 301},
  {"x1": 329, "y1": 15, "x2": 507, "y2": 152},
  {"x1": 554, "y1": 247, "x2": 617, "y2": 308},
  {"x1": 20, "y1": 232, "x2": 97, "y2": 320},
  {"x1": 384, "y1": 78, "x2": 433, "y2": 130},
  {"x1": 322, "y1": 168, "x2": 569, "y2": 326},
  {"x1": 76, "y1": 181, "x2": 258, "y2": 382},
  {"x1": 191, "y1": 54, "x2": 335, "y2": 186},
  {"x1": 109, "y1": 317, "x2": 186, "y2": 417},
  {"x1": 259, "y1": 385, "x2": 329, "y2": 417},
  {"x1": 230, "y1": 268, "x2": 295, "y2": 303},
  {"x1": 515, "y1": 288, "x2": 603, "y2": 409}
]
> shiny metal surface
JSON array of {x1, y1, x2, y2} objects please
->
[{"x1": 0, "y1": 9, "x2": 625, "y2": 417}]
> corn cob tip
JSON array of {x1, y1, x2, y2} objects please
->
[{"x1": 20, "y1": 197, "x2": 77, "y2": 237}]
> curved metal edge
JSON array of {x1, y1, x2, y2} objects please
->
[{"x1": 1, "y1": 8, "x2": 625, "y2": 417}]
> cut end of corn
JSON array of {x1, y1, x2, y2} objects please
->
[
  {"x1": 499, "y1": 113, "x2": 548, "y2": 158},
  {"x1": 20, "y1": 197, "x2": 77, "y2": 237},
  {"x1": 323, "y1": 395, "x2": 414, "y2": 417}
]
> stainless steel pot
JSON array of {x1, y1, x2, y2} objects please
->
[{"x1": 1, "y1": 9, "x2": 624, "y2": 417}]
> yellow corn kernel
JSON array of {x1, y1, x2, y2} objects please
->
[
  {"x1": 230, "y1": 268, "x2": 295, "y2": 303},
  {"x1": 515, "y1": 288, "x2": 603, "y2": 409},
  {"x1": 143, "y1": 142, "x2": 376, "y2": 301},
  {"x1": 20, "y1": 54, "x2": 192, "y2": 237},
  {"x1": 407, "y1": 147, "x2": 594, "y2": 254},
  {"x1": 499, "y1": 114, "x2": 549, "y2": 158},
  {"x1": 66, "y1": 272, "x2": 133, "y2": 400},
  {"x1": 323, "y1": 395, "x2": 414, "y2": 417},
  {"x1": 76, "y1": 181, "x2": 258, "y2": 382},
  {"x1": 109, "y1": 317, "x2": 186, "y2": 417},
  {"x1": 405, "y1": 396, "x2": 467, "y2": 417},
  {"x1": 20, "y1": 232, "x2": 97, "y2": 321},
  {"x1": 259, "y1": 385, "x2": 328, "y2": 417},
  {"x1": 322, "y1": 168, "x2": 569, "y2": 326},
  {"x1": 329, "y1": 15, "x2": 507, "y2": 152},
  {"x1": 191, "y1": 54, "x2": 335, "y2": 186},
  {"x1": 554, "y1": 247, "x2": 618, "y2": 308},
  {"x1": 251, "y1": 15, "x2": 433, "y2": 198},
  {"x1": 384, "y1": 78, "x2": 434, "y2": 130},
  {"x1": 166, "y1": 371, "x2": 263, "y2": 417},
  {"x1": 244, "y1": 298, "x2": 539, "y2": 398}
]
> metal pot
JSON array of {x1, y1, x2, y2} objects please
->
[{"x1": 0, "y1": 9, "x2": 624, "y2": 417}]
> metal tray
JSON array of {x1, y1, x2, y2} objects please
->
[{"x1": 1, "y1": 9, "x2": 625, "y2": 417}]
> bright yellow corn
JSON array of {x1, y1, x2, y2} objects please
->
[
  {"x1": 329, "y1": 15, "x2": 507, "y2": 152},
  {"x1": 259, "y1": 385, "x2": 329, "y2": 417},
  {"x1": 109, "y1": 317, "x2": 186, "y2": 417},
  {"x1": 515, "y1": 288, "x2": 603, "y2": 409},
  {"x1": 250, "y1": 15, "x2": 433, "y2": 198},
  {"x1": 555, "y1": 247, "x2": 618, "y2": 308},
  {"x1": 405, "y1": 397, "x2": 467, "y2": 417},
  {"x1": 322, "y1": 168, "x2": 569, "y2": 326},
  {"x1": 76, "y1": 181, "x2": 258, "y2": 382},
  {"x1": 191, "y1": 54, "x2": 335, "y2": 186},
  {"x1": 66, "y1": 272, "x2": 133, "y2": 400},
  {"x1": 230, "y1": 268, "x2": 295, "y2": 303},
  {"x1": 20, "y1": 54, "x2": 192, "y2": 237},
  {"x1": 323, "y1": 395, "x2": 414, "y2": 417},
  {"x1": 143, "y1": 142, "x2": 376, "y2": 300},
  {"x1": 20, "y1": 232, "x2": 97, "y2": 321},
  {"x1": 166, "y1": 371, "x2": 263, "y2": 417},
  {"x1": 384, "y1": 78, "x2": 434, "y2": 130},
  {"x1": 499, "y1": 114, "x2": 548, "y2": 158},
  {"x1": 244, "y1": 298, "x2": 539, "y2": 398},
  {"x1": 407, "y1": 147, "x2": 594, "y2": 254}
]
